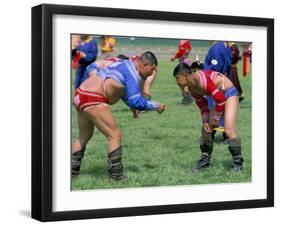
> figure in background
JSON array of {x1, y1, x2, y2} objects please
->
[
  {"x1": 73, "y1": 35, "x2": 98, "y2": 89},
  {"x1": 170, "y1": 40, "x2": 193, "y2": 105},
  {"x1": 101, "y1": 36, "x2": 116, "y2": 58},
  {"x1": 242, "y1": 44, "x2": 252, "y2": 77},
  {"x1": 228, "y1": 42, "x2": 244, "y2": 102},
  {"x1": 71, "y1": 34, "x2": 81, "y2": 69}
]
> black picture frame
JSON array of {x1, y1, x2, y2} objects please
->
[{"x1": 31, "y1": 3, "x2": 274, "y2": 222}]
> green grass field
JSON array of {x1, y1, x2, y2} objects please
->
[{"x1": 71, "y1": 47, "x2": 252, "y2": 190}]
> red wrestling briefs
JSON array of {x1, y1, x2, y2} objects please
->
[{"x1": 73, "y1": 88, "x2": 108, "y2": 111}]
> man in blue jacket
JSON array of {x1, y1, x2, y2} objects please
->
[
  {"x1": 73, "y1": 35, "x2": 98, "y2": 88},
  {"x1": 71, "y1": 51, "x2": 165, "y2": 181},
  {"x1": 204, "y1": 41, "x2": 232, "y2": 77}
]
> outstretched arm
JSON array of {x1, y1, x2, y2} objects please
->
[{"x1": 121, "y1": 63, "x2": 164, "y2": 112}]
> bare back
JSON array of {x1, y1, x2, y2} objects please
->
[
  {"x1": 189, "y1": 72, "x2": 234, "y2": 96},
  {"x1": 80, "y1": 72, "x2": 125, "y2": 105},
  {"x1": 212, "y1": 73, "x2": 233, "y2": 92},
  {"x1": 94, "y1": 59, "x2": 117, "y2": 70}
]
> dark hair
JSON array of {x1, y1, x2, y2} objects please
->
[
  {"x1": 140, "y1": 51, "x2": 158, "y2": 66},
  {"x1": 116, "y1": 54, "x2": 129, "y2": 60},
  {"x1": 173, "y1": 62, "x2": 192, "y2": 77},
  {"x1": 80, "y1": 34, "x2": 90, "y2": 40},
  {"x1": 191, "y1": 60, "x2": 204, "y2": 70}
]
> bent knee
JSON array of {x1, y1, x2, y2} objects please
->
[
  {"x1": 224, "y1": 128, "x2": 236, "y2": 139},
  {"x1": 78, "y1": 134, "x2": 92, "y2": 146}
]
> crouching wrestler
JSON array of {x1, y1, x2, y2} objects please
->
[
  {"x1": 80, "y1": 54, "x2": 158, "y2": 119},
  {"x1": 173, "y1": 62, "x2": 244, "y2": 172},
  {"x1": 72, "y1": 51, "x2": 166, "y2": 181}
]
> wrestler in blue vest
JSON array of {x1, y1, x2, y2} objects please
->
[{"x1": 97, "y1": 60, "x2": 159, "y2": 111}]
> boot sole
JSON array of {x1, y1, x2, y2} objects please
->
[
  {"x1": 108, "y1": 175, "x2": 129, "y2": 182},
  {"x1": 188, "y1": 164, "x2": 211, "y2": 174}
]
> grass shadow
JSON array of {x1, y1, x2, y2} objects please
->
[
  {"x1": 221, "y1": 160, "x2": 232, "y2": 171},
  {"x1": 126, "y1": 164, "x2": 140, "y2": 173},
  {"x1": 82, "y1": 163, "x2": 107, "y2": 176}
]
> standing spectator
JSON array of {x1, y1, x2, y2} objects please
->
[
  {"x1": 228, "y1": 42, "x2": 244, "y2": 101},
  {"x1": 204, "y1": 41, "x2": 232, "y2": 77},
  {"x1": 170, "y1": 40, "x2": 193, "y2": 105},
  {"x1": 73, "y1": 35, "x2": 98, "y2": 89},
  {"x1": 101, "y1": 36, "x2": 116, "y2": 57},
  {"x1": 170, "y1": 40, "x2": 192, "y2": 65},
  {"x1": 71, "y1": 34, "x2": 81, "y2": 69},
  {"x1": 242, "y1": 44, "x2": 252, "y2": 77}
]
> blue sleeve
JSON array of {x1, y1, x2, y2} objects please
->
[
  {"x1": 79, "y1": 39, "x2": 98, "y2": 64},
  {"x1": 204, "y1": 46, "x2": 224, "y2": 73},
  {"x1": 222, "y1": 47, "x2": 232, "y2": 75},
  {"x1": 80, "y1": 63, "x2": 100, "y2": 86},
  {"x1": 121, "y1": 63, "x2": 159, "y2": 111},
  {"x1": 84, "y1": 62, "x2": 100, "y2": 75}
]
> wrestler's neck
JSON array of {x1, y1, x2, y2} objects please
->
[
  {"x1": 186, "y1": 73, "x2": 198, "y2": 87},
  {"x1": 134, "y1": 60, "x2": 145, "y2": 79}
]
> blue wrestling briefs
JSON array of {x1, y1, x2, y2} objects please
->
[{"x1": 224, "y1": 86, "x2": 238, "y2": 99}]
